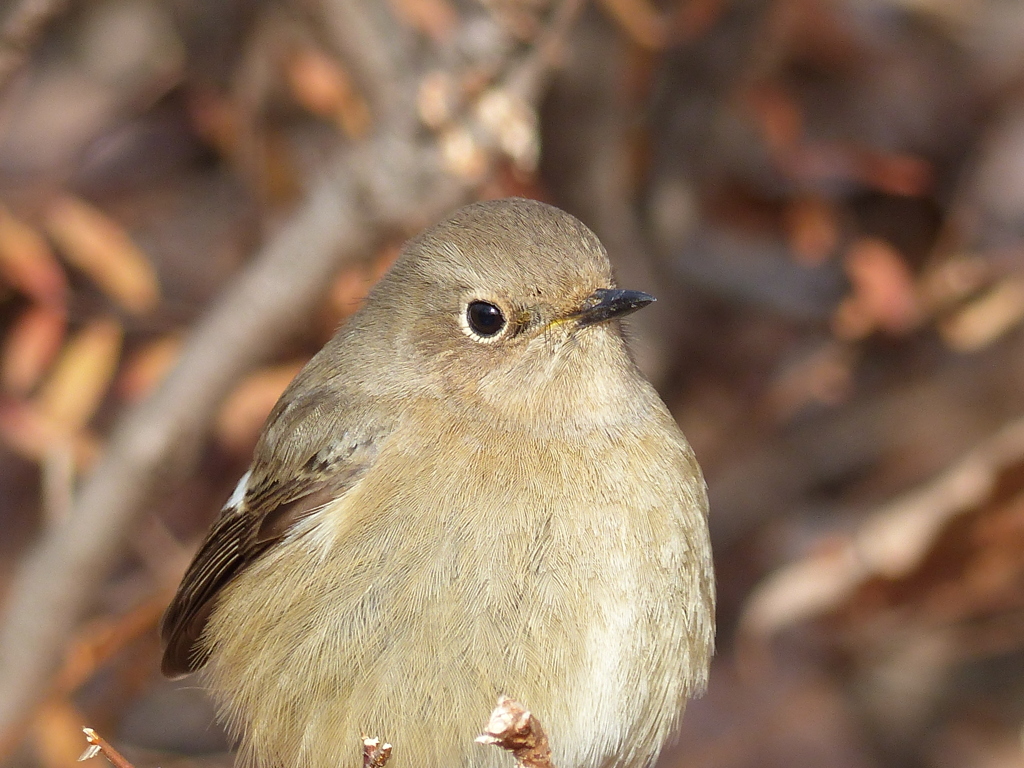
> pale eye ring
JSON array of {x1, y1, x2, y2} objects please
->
[{"x1": 466, "y1": 301, "x2": 506, "y2": 338}]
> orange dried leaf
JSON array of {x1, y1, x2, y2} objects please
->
[
  {"x1": 744, "y1": 85, "x2": 803, "y2": 157},
  {"x1": 854, "y1": 149, "x2": 933, "y2": 197},
  {"x1": 784, "y1": 196, "x2": 839, "y2": 266},
  {"x1": 287, "y1": 48, "x2": 348, "y2": 117},
  {"x1": 45, "y1": 196, "x2": 160, "y2": 314},
  {"x1": 260, "y1": 131, "x2": 303, "y2": 206},
  {"x1": 370, "y1": 244, "x2": 400, "y2": 282},
  {"x1": 286, "y1": 48, "x2": 371, "y2": 139},
  {"x1": 117, "y1": 334, "x2": 183, "y2": 401},
  {"x1": 188, "y1": 89, "x2": 241, "y2": 158},
  {"x1": 836, "y1": 237, "x2": 920, "y2": 337},
  {"x1": 35, "y1": 318, "x2": 123, "y2": 434},
  {"x1": 216, "y1": 361, "x2": 305, "y2": 452},
  {"x1": 0, "y1": 401, "x2": 99, "y2": 465},
  {"x1": 386, "y1": 0, "x2": 458, "y2": 41},
  {"x1": 328, "y1": 266, "x2": 373, "y2": 324},
  {"x1": 598, "y1": 0, "x2": 669, "y2": 49},
  {"x1": 919, "y1": 255, "x2": 992, "y2": 313},
  {"x1": 2, "y1": 306, "x2": 67, "y2": 394},
  {"x1": 675, "y1": 0, "x2": 727, "y2": 42},
  {"x1": 940, "y1": 277, "x2": 1024, "y2": 352},
  {"x1": 0, "y1": 206, "x2": 68, "y2": 305},
  {"x1": 32, "y1": 699, "x2": 89, "y2": 768},
  {"x1": 417, "y1": 71, "x2": 455, "y2": 129},
  {"x1": 326, "y1": 247, "x2": 399, "y2": 326}
]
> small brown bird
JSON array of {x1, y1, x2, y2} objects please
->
[{"x1": 161, "y1": 198, "x2": 714, "y2": 768}]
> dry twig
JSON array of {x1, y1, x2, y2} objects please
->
[
  {"x1": 78, "y1": 727, "x2": 134, "y2": 768},
  {"x1": 477, "y1": 697, "x2": 555, "y2": 768},
  {"x1": 741, "y1": 416, "x2": 1024, "y2": 636},
  {"x1": 362, "y1": 735, "x2": 393, "y2": 768}
]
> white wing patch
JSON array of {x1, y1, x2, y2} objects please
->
[{"x1": 225, "y1": 470, "x2": 252, "y2": 510}]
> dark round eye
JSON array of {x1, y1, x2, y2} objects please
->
[{"x1": 466, "y1": 301, "x2": 506, "y2": 337}]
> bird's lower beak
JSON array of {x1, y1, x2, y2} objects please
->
[{"x1": 574, "y1": 288, "x2": 656, "y2": 327}]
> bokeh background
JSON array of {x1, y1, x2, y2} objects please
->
[{"x1": 2, "y1": 0, "x2": 1024, "y2": 767}]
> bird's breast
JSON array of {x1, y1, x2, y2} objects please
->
[{"x1": 202, "y1": 415, "x2": 707, "y2": 768}]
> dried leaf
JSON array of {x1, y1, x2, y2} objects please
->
[
  {"x1": 0, "y1": 206, "x2": 68, "y2": 306},
  {"x1": 918, "y1": 255, "x2": 993, "y2": 314},
  {"x1": 327, "y1": 247, "x2": 398, "y2": 325},
  {"x1": 598, "y1": 0, "x2": 669, "y2": 49},
  {"x1": 939, "y1": 277, "x2": 1024, "y2": 352},
  {"x1": 188, "y1": 89, "x2": 241, "y2": 158},
  {"x1": 45, "y1": 196, "x2": 160, "y2": 315},
  {"x1": 2, "y1": 306, "x2": 67, "y2": 394},
  {"x1": 387, "y1": 0, "x2": 457, "y2": 40},
  {"x1": 440, "y1": 126, "x2": 487, "y2": 180},
  {"x1": 417, "y1": 71, "x2": 456, "y2": 129},
  {"x1": 286, "y1": 48, "x2": 371, "y2": 139},
  {"x1": 744, "y1": 84, "x2": 803, "y2": 157},
  {"x1": 216, "y1": 361, "x2": 305, "y2": 451},
  {"x1": 0, "y1": 401, "x2": 99, "y2": 466},
  {"x1": 784, "y1": 196, "x2": 839, "y2": 266},
  {"x1": 35, "y1": 318, "x2": 123, "y2": 434},
  {"x1": 834, "y1": 238, "x2": 920, "y2": 338},
  {"x1": 476, "y1": 89, "x2": 538, "y2": 172},
  {"x1": 117, "y1": 334, "x2": 182, "y2": 401}
]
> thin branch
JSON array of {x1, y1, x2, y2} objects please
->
[
  {"x1": 477, "y1": 697, "x2": 555, "y2": 768},
  {"x1": 79, "y1": 728, "x2": 135, "y2": 768},
  {"x1": 315, "y1": 0, "x2": 416, "y2": 124},
  {"x1": 362, "y1": 736, "x2": 393, "y2": 768},
  {"x1": 504, "y1": 0, "x2": 588, "y2": 105}
]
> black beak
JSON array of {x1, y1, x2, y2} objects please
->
[{"x1": 574, "y1": 288, "x2": 656, "y2": 327}]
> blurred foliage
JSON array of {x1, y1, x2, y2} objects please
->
[{"x1": 4, "y1": 0, "x2": 1024, "y2": 767}]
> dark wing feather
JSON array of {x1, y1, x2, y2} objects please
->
[{"x1": 160, "y1": 383, "x2": 381, "y2": 678}]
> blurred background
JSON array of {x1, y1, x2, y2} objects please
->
[{"x1": 2, "y1": 0, "x2": 1024, "y2": 767}]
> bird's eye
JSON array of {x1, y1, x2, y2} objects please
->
[{"x1": 466, "y1": 301, "x2": 506, "y2": 338}]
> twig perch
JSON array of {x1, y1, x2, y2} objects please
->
[
  {"x1": 477, "y1": 697, "x2": 555, "y2": 768},
  {"x1": 362, "y1": 735, "x2": 393, "y2": 768},
  {"x1": 79, "y1": 727, "x2": 135, "y2": 768}
]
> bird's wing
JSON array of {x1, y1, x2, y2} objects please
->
[{"x1": 159, "y1": 383, "x2": 382, "y2": 677}]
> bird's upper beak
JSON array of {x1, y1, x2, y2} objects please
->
[{"x1": 573, "y1": 288, "x2": 656, "y2": 327}]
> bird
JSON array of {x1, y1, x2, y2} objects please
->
[{"x1": 160, "y1": 197, "x2": 714, "y2": 768}]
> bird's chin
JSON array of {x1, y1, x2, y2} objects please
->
[{"x1": 459, "y1": 328, "x2": 638, "y2": 432}]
